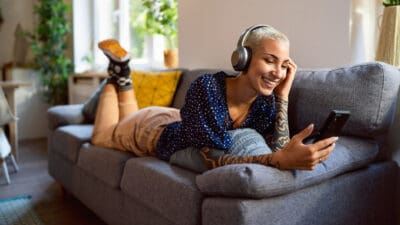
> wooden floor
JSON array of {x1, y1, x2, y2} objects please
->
[{"x1": 0, "y1": 138, "x2": 107, "y2": 225}]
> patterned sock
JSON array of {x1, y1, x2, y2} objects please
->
[{"x1": 106, "y1": 56, "x2": 132, "y2": 91}]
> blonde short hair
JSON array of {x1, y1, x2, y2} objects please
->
[{"x1": 244, "y1": 25, "x2": 289, "y2": 52}]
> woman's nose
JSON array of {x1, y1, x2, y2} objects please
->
[{"x1": 272, "y1": 65, "x2": 285, "y2": 79}]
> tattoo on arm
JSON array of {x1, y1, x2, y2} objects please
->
[
  {"x1": 199, "y1": 147, "x2": 281, "y2": 170},
  {"x1": 196, "y1": 98, "x2": 289, "y2": 170},
  {"x1": 267, "y1": 97, "x2": 290, "y2": 151}
]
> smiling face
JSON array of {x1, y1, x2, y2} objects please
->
[{"x1": 244, "y1": 38, "x2": 290, "y2": 96}]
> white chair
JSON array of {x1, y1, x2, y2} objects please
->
[{"x1": 0, "y1": 127, "x2": 18, "y2": 184}]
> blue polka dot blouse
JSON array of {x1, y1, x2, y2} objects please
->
[{"x1": 156, "y1": 71, "x2": 276, "y2": 161}]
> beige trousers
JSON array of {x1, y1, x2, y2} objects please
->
[{"x1": 91, "y1": 84, "x2": 181, "y2": 157}]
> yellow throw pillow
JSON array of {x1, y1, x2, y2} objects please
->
[{"x1": 131, "y1": 70, "x2": 182, "y2": 109}]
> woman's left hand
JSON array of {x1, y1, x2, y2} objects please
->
[{"x1": 274, "y1": 59, "x2": 297, "y2": 100}]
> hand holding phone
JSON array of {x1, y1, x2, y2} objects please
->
[{"x1": 312, "y1": 110, "x2": 351, "y2": 143}]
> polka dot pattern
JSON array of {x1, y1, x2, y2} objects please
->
[{"x1": 156, "y1": 71, "x2": 276, "y2": 161}]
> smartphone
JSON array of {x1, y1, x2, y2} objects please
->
[{"x1": 312, "y1": 110, "x2": 351, "y2": 143}]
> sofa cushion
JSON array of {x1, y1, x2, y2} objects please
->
[
  {"x1": 51, "y1": 124, "x2": 93, "y2": 163},
  {"x1": 82, "y1": 79, "x2": 107, "y2": 123},
  {"x1": 131, "y1": 69, "x2": 182, "y2": 109},
  {"x1": 289, "y1": 62, "x2": 400, "y2": 139},
  {"x1": 201, "y1": 161, "x2": 398, "y2": 225},
  {"x1": 82, "y1": 69, "x2": 183, "y2": 122},
  {"x1": 196, "y1": 136, "x2": 378, "y2": 199},
  {"x1": 77, "y1": 143, "x2": 135, "y2": 188},
  {"x1": 170, "y1": 128, "x2": 272, "y2": 173},
  {"x1": 120, "y1": 157, "x2": 202, "y2": 225}
]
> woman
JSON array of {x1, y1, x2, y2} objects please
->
[{"x1": 91, "y1": 25, "x2": 337, "y2": 171}]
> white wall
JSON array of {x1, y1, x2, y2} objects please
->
[
  {"x1": 0, "y1": 0, "x2": 72, "y2": 140},
  {"x1": 0, "y1": 0, "x2": 36, "y2": 68},
  {"x1": 0, "y1": 0, "x2": 73, "y2": 68},
  {"x1": 178, "y1": 0, "x2": 352, "y2": 70}
]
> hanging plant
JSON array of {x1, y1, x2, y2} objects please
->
[{"x1": 26, "y1": 0, "x2": 73, "y2": 105}]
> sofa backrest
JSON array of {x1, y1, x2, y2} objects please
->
[
  {"x1": 171, "y1": 69, "x2": 238, "y2": 109},
  {"x1": 288, "y1": 62, "x2": 400, "y2": 141},
  {"x1": 170, "y1": 63, "x2": 400, "y2": 162},
  {"x1": 170, "y1": 62, "x2": 400, "y2": 162},
  {"x1": 171, "y1": 63, "x2": 400, "y2": 142}
]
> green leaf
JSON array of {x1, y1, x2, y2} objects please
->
[
  {"x1": 383, "y1": 0, "x2": 400, "y2": 6},
  {"x1": 25, "y1": 0, "x2": 72, "y2": 105},
  {"x1": 131, "y1": 0, "x2": 178, "y2": 49}
]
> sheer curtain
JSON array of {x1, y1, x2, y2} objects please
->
[{"x1": 350, "y1": 0, "x2": 384, "y2": 64}]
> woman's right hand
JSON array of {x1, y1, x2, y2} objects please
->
[{"x1": 271, "y1": 124, "x2": 338, "y2": 170}]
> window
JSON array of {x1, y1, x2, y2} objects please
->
[
  {"x1": 349, "y1": 0, "x2": 383, "y2": 64},
  {"x1": 73, "y1": 0, "x2": 173, "y2": 73}
]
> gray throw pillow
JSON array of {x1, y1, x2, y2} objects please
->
[
  {"x1": 196, "y1": 136, "x2": 378, "y2": 199},
  {"x1": 169, "y1": 128, "x2": 272, "y2": 173},
  {"x1": 0, "y1": 87, "x2": 16, "y2": 126},
  {"x1": 82, "y1": 79, "x2": 107, "y2": 122}
]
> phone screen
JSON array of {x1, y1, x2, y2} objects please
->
[{"x1": 313, "y1": 110, "x2": 351, "y2": 143}]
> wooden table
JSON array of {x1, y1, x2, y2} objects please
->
[
  {"x1": 69, "y1": 72, "x2": 107, "y2": 104},
  {"x1": 0, "y1": 81, "x2": 31, "y2": 161}
]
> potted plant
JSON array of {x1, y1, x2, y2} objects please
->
[
  {"x1": 383, "y1": 0, "x2": 400, "y2": 6},
  {"x1": 26, "y1": 0, "x2": 73, "y2": 105},
  {"x1": 134, "y1": 0, "x2": 179, "y2": 68}
]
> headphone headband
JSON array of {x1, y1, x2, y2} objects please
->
[
  {"x1": 231, "y1": 24, "x2": 270, "y2": 72},
  {"x1": 237, "y1": 24, "x2": 270, "y2": 47}
]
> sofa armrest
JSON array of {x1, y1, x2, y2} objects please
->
[{"x1": 47, "y1": 104, "x2": 86, "y2": 131}]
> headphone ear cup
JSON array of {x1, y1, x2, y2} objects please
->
[
  {"x1": 231, "y1": 46, "x2": 250, "y2": 71},
  {"x1": 242, "y1": 46, "x2": 252, "y2": 71}
]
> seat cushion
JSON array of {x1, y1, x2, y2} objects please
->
[
  {"x1": 120, "y1": 157, "x2": 202, "y2": 225},
  {"x1": 50, "y1": 124, "x2": 93, "y2": 163},
  {"x1": 201, "y1": 161, "x2": 398, "y2": 225},
  {"x1": 196, "y1": 136, "x2": 379, "y2": 198},
  {"x1": 77, "y1": 143, "x2": 135, "y2": 188}
]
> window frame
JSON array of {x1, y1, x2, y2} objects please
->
[{"x1": 72, "y1": 0, "x2": 166, "y2": 73}]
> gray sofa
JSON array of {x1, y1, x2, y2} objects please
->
[{"x1": 47, "y1": 62, "x2": 400, "y2": 225}]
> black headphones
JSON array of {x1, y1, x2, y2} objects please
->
[{"x1": 231, "y1": 24, "x2": 270, "y2": 72}]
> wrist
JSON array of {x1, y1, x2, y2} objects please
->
[
  {"x1": 270, "y1": 151, "x2": 285, "y2": 170},
  {"x1": 275, "y1": 95, "x2": 289, "y2": 102}
]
